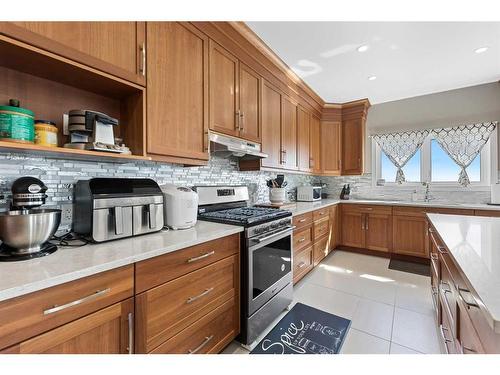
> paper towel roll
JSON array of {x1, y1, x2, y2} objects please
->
[{"x1": 491, "y1": 184, "x2": 500, "y2": 204}]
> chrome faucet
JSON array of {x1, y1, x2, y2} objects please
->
[{"x1": 423, "y1": 181, "x2": 431, "y2": 202}]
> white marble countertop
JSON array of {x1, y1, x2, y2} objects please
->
[
  {"x1": 0, "y1": 221, "x2": 243, "y2": 303},
  {"x1": 427, "y1": 213, "x2": 500, "y2": 332},
  {"x1": 277, "y1": 198, "x2": 500, "y2": 217}
]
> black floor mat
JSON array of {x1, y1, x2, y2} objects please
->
[
  {"x1": 250, "y1": 303, "x2": 351, "y2": 354},
  {"x1": 389, "y1": 258, "x2": 430, "y2": 277}
]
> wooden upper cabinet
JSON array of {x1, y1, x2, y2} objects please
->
[
  {"x1": 261, "y1": 80, "x2": 282, "y2": 169},
  {"x1": 3, "y1": 22, "x2": 146, "y2": 85},
  {"x1": 4, "y1": 299, "x2": 134, "y2": 354},
  {"x1": 341, "y1": 100, "x2": 370, "y2": 175},
  {"x1": 146, "y1": 22, "x2": 209, "y2": 164},
  {"x1": 281, "y1": 95, "x2": 298, "y2": 170},
  {"x1": 321, "y1": 120, "x2": 342, "y2": 175},
  {"x1": 297, "y1": 106, "x2": 311, "y2": 172},
  {"x1": 309, "y1": 114, "x2": 322, "y2": 174},
  {"x1": 209, "y1": 41, "x2": 239, "y2": 138},
  {"x1": 238, "y1": 63, "x2": 261, "y2": 142}
]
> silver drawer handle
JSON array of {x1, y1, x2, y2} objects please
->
[
  {"x1": 458, "y1": 287, "x2": 479, "y2": 309},
  {"x1": 462, "y1": 346, "x2": 477, "y2": 354},
  {"x1": 187, "y1": 287, "x2": 214, "y2": 304},
  {"x1": 298, "y1": 237, "x2": 306, "y2": 243},
  {"x1": 437, "y1": 246, "x2": 447, "y2": 254},
  {"x1": 439, "y1": 325, "x2": 452, "y2": 354},
  {"x1": 298, "y1": 262, "x2": 306, "y2": 269},
  {"x1": 188, "y1": 335, "x2": 214, "y2": 354},
  {"x1": 430, "y1": 253, "x2": 438, "y2": 261},
  {"x1": 43, "y1": 288, "x2": 111, "y2": 315},
  {"x1": 187, "y1": 251, "x2": 215, "y2": 263},
  {"x1": 298, "y1": 218, "x2": 307, "y2": 223},
  {"x1": 127, "y1": 312, "x2": 134, "y2": 354},
  {"x1": 440, "y1": 281, "x2": 452, "y2": 293}
]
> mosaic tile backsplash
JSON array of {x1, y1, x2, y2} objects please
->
[{"x1": 0, "y1": 151, "x2": 492, "y2": 233}]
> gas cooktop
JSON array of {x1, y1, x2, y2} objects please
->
[{"x1": 198, "y1": 206, "x2": 291, "y2": 226}]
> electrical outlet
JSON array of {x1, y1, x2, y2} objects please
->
[{"x1": 60, "y1": 204, "x2": 73, "y2": 226}]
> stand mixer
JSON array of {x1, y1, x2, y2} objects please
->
[{"x1": 0, "y1": 177, "x2": 61, "y2": 261}]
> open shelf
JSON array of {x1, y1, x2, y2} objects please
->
[
  {"x1": 0, "y1": 141, "x2": 151, "y2": 163},
  {"x1": 0, "y1": 34, "x2": 146, "y2": 162}
]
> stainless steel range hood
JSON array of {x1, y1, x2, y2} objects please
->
[{"x1": 209, "y1": 132, "x2": 268, "y2": 160}]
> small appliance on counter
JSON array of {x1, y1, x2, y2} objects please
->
[
  {"x1": 297, "y1": 185, "x2": 322, "y2": 202},
  {"x1": 0, "y1": 177, "x2": 61, "y2": 261},
  {"x1": 64, "y1": 110, "x2": 131, "y2": 154},
  {"x1": 160, "y1": 184, "x2": 198, "y2": 230},
  {"x1": 489, "y1": 183, "x2": 500, "y2": 206},
  {"x1": 74, "y1": 178, "x2": 164, "y2": 242},
  {"x1": 340, "y1": 184, "x2": 351, "y2": 200}
]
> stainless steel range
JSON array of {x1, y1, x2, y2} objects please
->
[{"x1": 195, "y1": 186, "x2": 294, "y2": 347}]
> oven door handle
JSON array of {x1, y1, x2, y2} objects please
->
[{"x1": 256, "y1": 226, "x2": 296, "y2": 243}]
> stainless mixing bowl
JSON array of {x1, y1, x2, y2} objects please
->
[{"x1": 0, "y1": 209, "x2": 61, "y2": 254}]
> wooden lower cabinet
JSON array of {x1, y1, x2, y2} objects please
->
[
  {"x1": 340, "y1": 208, "x2": 365, "y2": 248},
  {"x1": 313, "y1": 236, "x2": 329, "y2": 266},
  {"x1": 365, "y1": 212, "x2": 392, "y2": 252},
  {"x1": 2, "y1": 299, "x2": 134, "y2": 354},
  {"x1": 135, "y1": 255, "x2": 239, "y2": 353},
  {"x1": 150, "y1": 298, "x2": 237, "y2": 354},
  {"x1": 392, "y1": 214, "x2": 429, "y2": 258},
  {"x1": 293, "y1": 246, "x2": 314, "y2": 284}
]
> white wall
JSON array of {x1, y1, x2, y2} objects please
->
[{"x1": 364, "y1": 81, "x2": 500, "y2": 172}]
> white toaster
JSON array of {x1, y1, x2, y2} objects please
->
[{"x1": 160, "y1": 184, "x2": 199, "y2": 230}]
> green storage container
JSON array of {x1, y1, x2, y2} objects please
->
[{"x1": 0, "y1": 105, "x2": 35, "y2": 143}]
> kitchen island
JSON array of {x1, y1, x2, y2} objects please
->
[{"x1": 427, "y1": 213, "x2": 500, "y2": 353}]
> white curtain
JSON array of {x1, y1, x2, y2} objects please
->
[
  {"x1": 373, "y1": 130, "x2": 429, "y2": 184},
  {"x1": 432, "y1": 122, "x2": 497, "y2": 187}
]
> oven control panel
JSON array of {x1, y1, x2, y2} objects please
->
[{"x1": 247, "y1": 217, "x2": 293, "y2": 239}]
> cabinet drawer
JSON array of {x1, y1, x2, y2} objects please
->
[
  {"x1": 293, "y1": 226, "x2": 312, "y2": 253},
  {"x1": 313, "y1": 236, "x2": 329, "y2": 266},
  {"x1": 293, "y1": 246, "x2": 313, "y2": 284},
  {"x1": 341, "y1": 203, "x2": 392, "y2": 215},
  {"x1": 0, "y1": 265, "x2": 133, "y2": 351},
  {"x1": 313, "y1": 208, "x2": 329, "y2": 221},
  {"x1": 135, "y1": 255, "x2": 239, "y2": 353},
  {"x1": 393, "y1": 206, "x2": 430, "y2": 217},
  {"x1": 313, "y1": 218, "x2": 330, "y2": 241},
  {"x1": 293, "y1": 212, "x2": 313, "y2": 229},
  {"x1": 474, "y1": 210, "x2": 500, "y2": 217},
  {"x1": 440, "y1": 304, "x2": 458, "y2": 354},
  {"x1": 428, "y1": 207, "x2": 473, "y2": 216},
  {"x1": 150, "y1": 297, "x2": 238, "y2": 354},
  {"x1": 135, "y1": 234, "x2": 240, "y2": 292}
]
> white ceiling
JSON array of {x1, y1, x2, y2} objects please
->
[{"x1": 246, "y1": 22, "x2": 500, "y2": 104}]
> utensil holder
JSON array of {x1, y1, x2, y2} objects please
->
[{"x1": 269, "y1": 188, "x2": 286, "y2": 204}]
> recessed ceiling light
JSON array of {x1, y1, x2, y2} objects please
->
[
  {"x1": 474, "y1": 46, "x2": 489, "y2": 54},
  {"x1": 357, "y1": 45, "x2": 369, "y2": 52},
  {"x1": 368, "y1": 76, "x2": 377, "y2": 81}
]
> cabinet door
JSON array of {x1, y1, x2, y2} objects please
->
[
  {"x1": 4, "y1": 299, "x2": 134, "y2": 354},
  {"x1": 309, "y1": 114, "x2": 322, "y2": 174},
  {"x1": 209, "y1": 41, "x2": 239, "y2": 138},
  {"x1": 393, "y1": 215, "x2": 429, "y2": 258},
  {"x1": 297, "y1": 106, "x2": 311, "y2": 172},
  {"x1": 341, "y1": 209, "x2": 365, "y2": 248},
  {"x1": 146, "y1": 22, "x2": 208, "y2": 162},
  {"x1": 281, "y1": 95, "x2": 298, "y2": 170},
  {"x1": 342, "y1": 118, "x2": 364, "y2": 175},
  {"x1": 261, "y1": 81, "x2": 282, "y2": 168},
  {"x1": 239, "y1": 63, "x2": 261, "y2": 142},
  {"x1": 321, "y1": 120, "x2": 342, "y2": 175},
  {"x1": 365, "y1": 213, "x2": 392, "y2": 252},
  {"x1": 7, "y1": 22, "x2": 146, "y2": 85},
  {"x1": 329, "y1": 204, "x2": 340, "y2": 251}
]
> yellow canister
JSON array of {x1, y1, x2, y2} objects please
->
[{"x1": 34, "y1": 120, "x2": 58, "y2": 147}]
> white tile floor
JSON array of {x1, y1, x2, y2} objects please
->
[{"x1": 222, "y1": 250, "x2": 442, "y2": 354}]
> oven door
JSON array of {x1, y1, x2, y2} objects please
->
[{"x1": 247, "y1": 226, "x2": 293, "y2": 316}]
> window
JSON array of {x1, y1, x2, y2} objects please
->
[{"x1": 374, "y1": 129, "x2": 496, "y2": 187}]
